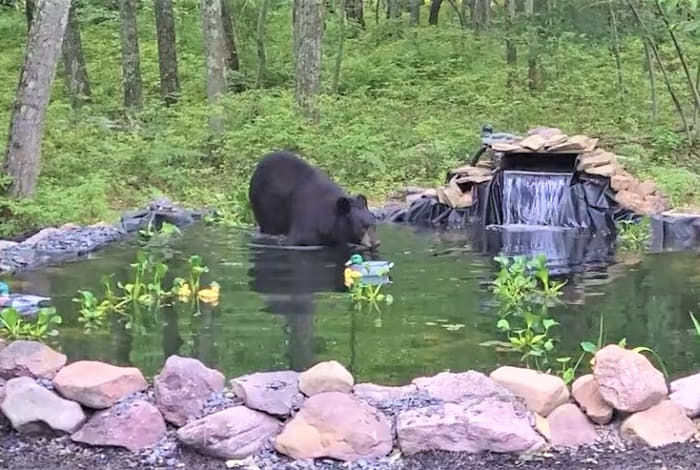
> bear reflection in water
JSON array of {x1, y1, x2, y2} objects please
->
[{"x1": 248, "y1": 243, "x2": 377, "y2": 371}]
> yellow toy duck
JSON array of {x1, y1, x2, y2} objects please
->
[{"x1": 197, "y1": 282, "x2": 220, "y2": 303}]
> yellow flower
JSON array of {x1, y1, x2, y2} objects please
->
[
  {"x1": 344, "y1": 268, "x2": 363, "y2": 288},
  {"x1": 176, "y1": 282, "x2": 192, "y2": 301}
]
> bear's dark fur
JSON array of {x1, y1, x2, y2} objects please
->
[{"x1": 248, "y1": 151, "x2": 378, "y2": 248}]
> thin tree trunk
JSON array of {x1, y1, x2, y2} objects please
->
[
  {"x1": 332, "y1": 0, "x2": 345, "y2": 94},
  {"x1": 627, "y1": 0, "x2": 692, "y2": 143},
  {"x1": 62, "y1": 1, "x2": 91, "y2": 107},
  {"x1": 293, "y1": 0, "x2": 324, "y2": 123},
  {"x1": 644, "y1": 41, "x2": 657, "y2": 125},
  {"x1": 4, "y1": 0, "x2": 71, "y2": 198},
  {"x1": 346, "y1": 0, "x2": 365, "y2": 28},
  {"x1": 505, "y1": 0, "x2": 517, "y2": 88},
  {"x1": 693, "y1": 62, "x2": 699, "y2": 133},
  {"x1": 478, "y1": 0, "x2": 489, "y2": 30},
  {"x1": 202, "y1": 0, "x2": 228, "y2": 133},
  {"x1": 221, "y1": 0, "x2": 240, "y2": 72},
  {"x1": 255, "y1": 0, "x2": 269, "y2": 88},
  {"x1": 608, "y1": 0, "x2": 623, "y2": 96},
  {"x1": 118, "y1": 0, "x2": 143, "y2": 110},
  {"x1": 388, "y1": 0, "x2": 401, "y2": 18},
  {"x1": 409, "y1": 0, "x2": 419, "y2": 25},
  {"x1": 154, "y1": 0, "x2": 180, "y2": 104},
  {"x1": 375, "y1": 0, "x2": 380, "y2": 24},
  {"x1": 428, "y1": 0, "x2": 442, "y2": 25},
  {"x1": 654, "y1": 0, "x2": 700, "y2": 113},
  {"x1": 524, "y1": 0, "x2": 537, "y2": 92},
  {"x1": 447, "y1": 0, "x2": 466, "y2": 28},
  {"x1": 25, "y1": 0, "x2": 35, "y2": 30}
]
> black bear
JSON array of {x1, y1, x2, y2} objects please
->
[{"x1": 248, "y1": 151, "x2": 378, "y2": 248}]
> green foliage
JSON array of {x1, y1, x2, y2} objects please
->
[
  {"x1": 1, "y1": 2, "x2": 700, "y2": 235},
  {"x1": 690, "y1": 311, "x2": 700, "y2": 338},
  {"x1": 0, "y1": 307, "x2": 63, "y2": 341},
  {"x1": 617, "y1": 217, "x2": 651, "y2": 252},
  {"x1": 482, "y1": 255, "x2": 568, "y2": 374}
]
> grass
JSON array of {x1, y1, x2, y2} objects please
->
[{"x1": 0, "y1": 2, "x2": 699, "y2": 236}]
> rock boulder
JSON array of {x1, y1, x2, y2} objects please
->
[
  {"x1": 1, "y1": 377, "x2": 85, "y2": 434},
  {"x1": 489, "y1": 366, "x2": 569, "y2": 416},
  {"x1": 572, "y1": 374, "x2": 613, "y2": 425},
  {"x1": 620, "y1": 400, "x2": 695, "y2": 448},
  {"x1": 593, "y1": 345, "x2": 667, "y2": 413},
  {"x1": 298, "y1": 361, "x2": 354, "y2": 396},
  {"x1": 52, "y1": 361, "x2": 147, "y2": 409},
  {"x1": 154, "y1": 355, "x2": 225, "y2": 426},
  {"x1": 275, "y1": 392, "x2": 392, "y2": 461},
  {"x1": 230, "y1": 370, "x2": 302, "y2": 418},
  {"x1": 71, "y1": 400, "x2": 166, "y2": 451},
  {"x1": 177, "y1": 406, "x2": 281, "y2": 459},
  {"x1": 0, "y1": 341, "x2": 66, "y2": 380}
]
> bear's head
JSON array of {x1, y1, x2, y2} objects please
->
[{"x1": 334, "y1": 194, "x2": 379, "y2": 249}]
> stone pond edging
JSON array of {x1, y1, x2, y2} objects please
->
[
  {"x1": 0, "y1": 198, "x2": 208, "y2": 276},
  {"x1": 0, "y1": 340, "x2": 697, "y2": 468}
]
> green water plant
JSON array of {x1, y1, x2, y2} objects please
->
[
  {"x1": 616, "y1": 217, "x2": 651, "y2": 252},
  {"x1": 0, "y1": 307, "x2": 62, "y2": 341},
  {"x1": 482, "y1": 255, "x2": 567, "y2": 373},
  {"x1": 690, "y1": 312, "x2": 700, "y2": 339}
]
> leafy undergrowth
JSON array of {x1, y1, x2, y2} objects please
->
[{"x1": 0, "y1": 3, "x2": 698, "y2": 236}]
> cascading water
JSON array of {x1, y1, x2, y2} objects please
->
[{"x1": 501, "y1": 171, "x2": 572, "y2": 226}]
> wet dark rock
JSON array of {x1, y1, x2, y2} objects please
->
[
  {"x1": 0, "y1": 341, "x2": 67, "y2": 380},
  {"x1": 120, "y1": 197, "x2": 207, "y2": 233}
]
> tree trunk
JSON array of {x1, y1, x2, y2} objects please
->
[
  {"x1": 201, "y1": 0, "x2": 228, "y2": 133},
  {"x1": 428, "y1": 0, "x2": 442, "y2": 25},
  {"x1": 255, "y1": 0, "x2": 270, "y2": 88},
  {"x1": 4, "y1": 0, "x2": 71, "y2": 198},
  {"x1": 505, "y1": 0, "x2": 517, "y2": 88},
  {"x1": 118, "y1": 0, "x2": 143, "y2": 109},
  {"x1": 478, "y1": 0, "x2": 489, "y2": 30},
  {"x1": 409, "y1": 0, "x2": 419, "y2": 25},
  {"x1": 293, "y1": 0, "x2": 324, "y2": 123},
  {"x1": 154, "y1": 0, "x2": 180, "y2": 104},
  {"x1": 332, "y1": 0, "x2": 345, "y2": 94},
  {"x1": 644, "y1": 41, "x2": 657, "y2": 125},
  {"x1": 388, "y1": 0, "x2": 401, "y2": 18},
  {"x1": 608, "y1": 0, "x2": 623, "y2": 96},
  {"x1": 524, "y1": 0, "x2": 538, "y2": 92},
  {"x1": 346, "y1": 0, "x2": 365, "y2": 27},
  {"x1": 25, "y1": 0, "x2": 35, "y2": 30},
  {"x1": 62, "y1": 1, "x2": 91, "y2": 107},
  {"x1": 221, "y1": 0, "x2": 241, "y2": 72},
  {"x1": 626, "y1": 0, "x2": 691, "y2": 143}
]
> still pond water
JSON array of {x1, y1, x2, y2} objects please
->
[{"x1": 9, "y1": 223, "x2": 700, "y2": 384}]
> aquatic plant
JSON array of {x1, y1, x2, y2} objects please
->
[
  {"x1": 187, "y1": 255, "x2": 209, "y2": 295},
  {"x1": 616, "y1": 217, "x2": 651, "y2": 252},
  {"x1": 691, "y1": 312, "x2": 700, "y2": 338},
  {"x1": 482, "y1": 255, "x2": 567, "y2": 374},
  {"x1": 73, "y1": 290, "x2": 109, "y2": 331},
  {"x1": 0, "y1": 307, "x2": 62, "y2": 341},
  {"x1": 138, "y1": 220, "x2": 182, "y2": 243},
  {"x1": 344, "y1": 260, "x2": 394, "y2": 312}
]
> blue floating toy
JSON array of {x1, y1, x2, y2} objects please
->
[
  {"x1": 0, "y1": 282, "x2": 52, "y2": 316},
  {"x1": 344, "y1": 254, "x2": 394, "y2": 286}
]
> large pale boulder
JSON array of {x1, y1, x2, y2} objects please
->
[
  {"x1": 1, "y1": 377, "x2": 85, "y2": 434},
  {"x1": 546, "y1": 403, "x2": 597, "y2": 448},
  {"x1": 298, "y1": 360, "x2": 354, "y2": 396},
  {"x1": 412, "y1": 370, "x2": 509, "y2": 404},
  {"x1": 0, "y1": 341, "x2": 66, "y2": 380},
  {"x1": 620, "y1": 400, "x2": 696, "y2": 448},
  {"x1": 154, "y1": 355, "x2": 225, "y2": 426},
  {"x1": 275, "y1": 392, "x2": 392, "y2": 461},
  {"x1": 396, "y1": 400, "x2": 544, "y2": 455},
  {"x1": 572, "y1": 374, "x2": 613, "y2": 425},
  {"x1": 354, "y1": 383, "x2": 418, "y2": 403},
  {"x1": 52, "y1": 361, "x2": 147, "y2": 409},
  {"x1": 593, "y1": 345, "x2": 667, "y2": 413},
  {"x1": 489, "y1": 366, "x2": 569, "y2": 416},
  {"x1": 669, "y1": 373, "x2": 700, "y2": 418},
  {"x1": 230, "y1": 370, "x2": 302, "y2": 417}
]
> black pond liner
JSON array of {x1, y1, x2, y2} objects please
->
[{"x1": 382, "y1": 167, "x2": 643, "y2": 275}]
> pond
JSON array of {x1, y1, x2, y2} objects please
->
[{"x1": 8, "y1": 222, "x2": 700, "y2": 384}]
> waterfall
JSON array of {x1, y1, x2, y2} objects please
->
[{"x1": 501, "y1": 171, "x2": 571, "y2": 226}]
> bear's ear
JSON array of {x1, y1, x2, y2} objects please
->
[
  {"x1": 336, "y1": 197, "x2": 352, "y2": 215},
  {"x1": 356, "y1": 194, "x2": 368, "y2": 208}
]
